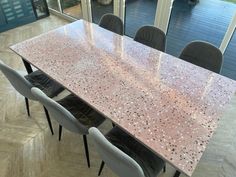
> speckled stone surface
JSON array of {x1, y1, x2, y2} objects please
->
[{"x1": 10, "y1": 20, "x2": 236, "y2": 176}]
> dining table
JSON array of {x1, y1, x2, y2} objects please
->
[{"x1": 10, "y1": 19, "x2": 236, "y2": 177}]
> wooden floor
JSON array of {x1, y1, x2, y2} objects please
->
[
  {"x1": 63, "y1": 4, "x2": 83, "y2": 19},
  {"x1": 1, "y1": 15, "x2": 236, "y2": 177}
]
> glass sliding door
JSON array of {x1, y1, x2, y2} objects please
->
[
  {"x1": 61, "y1": 0, "x2": 83, "y2": 19},
  {"x1": 91, "y1": 0, "x2": 113, "y2": 24},
  {"x1": 124, "y1": 0, "x2": 158, "y2": 37},
  {"x1": 166, "y1": 0, "x2": 236, "y2": 57},
  {"x1": 222, "y1": 30, "x2": 236, "y2": 80},
  {"x1": 46, "y1": 0, "x2": 60, "y2": 11}
]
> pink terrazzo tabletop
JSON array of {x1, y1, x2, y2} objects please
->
[{"x1": 10, "y1": 20, "x2": 236, "y2": 176}]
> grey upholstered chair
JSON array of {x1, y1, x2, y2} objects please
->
[
  {"x1": 99, "y1": 13, "x2": 124, "y2": 35},
  {"x1": 179, "y1": 41, "x2": 223, "y2": 73},
  {"x1": 89, "y1": 127, "x2": 165, "y2": 177},
  {"x1": 0, "y1": 60, "x2": 64, "y2": 135},
  {"x1": 31, "y1": 87, "x2": 105, "y2": 168},
  {"x1": 134, "y1": 26, "x2": 166, "y2": 52}
]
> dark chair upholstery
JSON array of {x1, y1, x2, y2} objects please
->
[
  {"x1": 106, "y1": 127, "x2": 165, "y2": 177},
  {"x1": 89, "y1": 127, "x2": 165, "y2": 177},
  {"x1": 99, "y1": 13, "x2": 124, "y2": 35},
  {"x1": 31, "y1": 88, "x2": 106, "y2": 168},
  {"x1": 179, "y1": 41, "x2": 223, "y2": 73},
  {"x1": 25, "y1": 70, "x2": 64, "y2": 98},
  {"x1": 57, "y1": 94, "x2": 105, "y2": 128},
  {"x1": 0, "y1": 60, "x2": 64, "y2": 135},
  {"x1": 134, "y1": 26, "x2": 166, "y2": 52}
]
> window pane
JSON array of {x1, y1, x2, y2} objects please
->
[
  {"x1": 46, "y1": 0, "x2": 59, "y2": 11},
  {"x1": 222, "y1": 30, "x2": 236, "y2": 80},
  {"x1": 33, "y1": 0, "x2": 49, "y2": 18},
  {"x1": 125, "y1": 0, "x2": 158, "y2": 37},
  {"x1": 91, "y1": 0, "x2": 113, "y2": 24},
  {"x1": 61, "y1": 0, "x2": 83, "y2": 19},
  {"x1": 166, "y1": 0, "x2": 236, "y2": 57}
]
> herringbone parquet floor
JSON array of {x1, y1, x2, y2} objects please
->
[{"x1": 0, "y1": 15, "x2": 236, "y2": 177}]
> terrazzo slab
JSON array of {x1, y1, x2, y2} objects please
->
[{"x1": 10, "y1": 20, "x2": 236, "y2": 176}]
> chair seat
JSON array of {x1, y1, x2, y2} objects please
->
[
  {"x1": 57, "y1": 94, "x2": 105, "y2": 128},
  {"x1": 106, "y1": 127, "x2": 165, "y2": 177},
  {"x1": 25, "y1": 70, "x2": 64, "y2": 98}
]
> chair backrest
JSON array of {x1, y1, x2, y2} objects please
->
[
  {"x1": 89, "y1": 127, "x2": 145, "y2": 177},
  {"x1": 179, "y1": 41, "x2": 223, "y2": 73},
  {"x1": 0, "y1": 60, "x2": 35, "y2": 100},
  {"x1": 134, "y1": 26, "x2": 166, "y2": 52},
  {"x1": 99, "y1": 13, "x2": 124, "y2": 35},
  {"x1": 31, "y1": 87, "x2": 88, "y2": 134}
]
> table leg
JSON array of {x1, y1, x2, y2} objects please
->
[
  {"x1": 22, "y1": 58, "x2": 33, "y2": 74},
  {"x1": 173, "y1": 170, "x2": 181, "y2": 177}
]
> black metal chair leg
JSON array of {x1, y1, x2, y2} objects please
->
[
  {"x1": 163, "y1": 164, "x2": 166, "y2": 173},
  {"x1": 25, "y1": 97, "x2": 30, "y2": 116},
  {"x1": 98, "y1": 161, "x2": 105, "y2": 176},
  {"x1": 83, "y1": 135, "x2": 90, "y2": 168},
  {"x1": 59, "y1": 125, "x2": 62, "y2": 141},
  {"x1": 43, "y1": 106, "x2": 54, "y2": 135},
  {"x1": 173, "y1": 170, "x2": 181, "y2": 177},
  {"x1": 22, "y1": 58, "x2": 33, "y2": 74}
]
